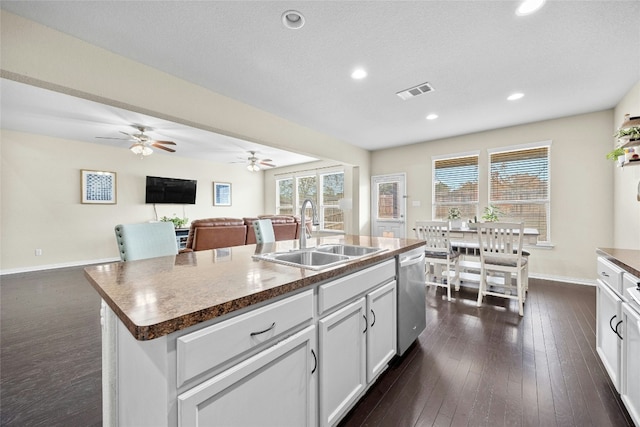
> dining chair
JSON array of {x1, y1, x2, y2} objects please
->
[
  {"x1": 114, "y1": 222, "x2": 178, "y2": 261},
  {"x1": 252, "y1": 219, "x2": 276, "y2": 244},
  {"x1": 415, "y1": 220, "x2": 461, "y2": 301},
  {"x1": 476, "y1": 222, "x2": 527, "y2": 316}
]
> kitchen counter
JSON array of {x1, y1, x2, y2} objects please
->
[
  {"x1": 596, "y1": 247, "x2": 640, "y2": 278},
  {"x1": 84, "y1": 235, "x2": 424, "y2": 341}
]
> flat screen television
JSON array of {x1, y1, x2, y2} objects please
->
[{"x1": 145, "y1": 176, "x2": 197, "y2": 204}]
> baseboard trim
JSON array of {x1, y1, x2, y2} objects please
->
[
  {"x1": 529, "y1": 273, "x2": 596, "y2": 287},
  {"x1": 0, "y1": 258, "x2": 120, "y2": 276}
]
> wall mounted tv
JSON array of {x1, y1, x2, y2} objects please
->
[{"x1": 145, "y1": 176, "x2": 197, "y2": 204}]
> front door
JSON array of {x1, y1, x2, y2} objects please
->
[{"x1": 371, "y1": 174, "x2": 406, "y2": 238}]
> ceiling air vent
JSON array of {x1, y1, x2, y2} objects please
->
[{"x1": 396, "y1": 82, "x2": 435, "y2": 100}]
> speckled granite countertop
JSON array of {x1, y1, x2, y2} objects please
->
[
  {"x1": 597, "y1": 247, "x2": 640, "y2": 278},
  {"x1": 84, "y1": 235, "x2": 424, "y2": 341}
]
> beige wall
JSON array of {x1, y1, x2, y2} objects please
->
[
  {"x1": 0, "y1": 129, "x2": 264, "y2": 273},
  {"x1": 371, "y1": 110, "x2": 615, "y2": 282},
  {"x1": 613, "y1": 81, "x2": 640, "y2": 249}
]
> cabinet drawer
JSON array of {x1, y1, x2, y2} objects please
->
[
  {"x1": 177, "y1": 289, "x2": 314, "y2": 387},
  {"x1": 318, "y1": 259, "x2": 395, "y2": 315},
  {"x1": 597, "y1": 257, "x2": 623, "y2": 295}
]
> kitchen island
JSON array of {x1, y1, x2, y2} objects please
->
[{"x1": 85, "y1": 235, "x2": 425, "y2": 427}]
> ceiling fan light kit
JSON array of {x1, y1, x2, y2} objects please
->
[{"x1": 97, "y1": 125, "x2": 177, "y2": 157}]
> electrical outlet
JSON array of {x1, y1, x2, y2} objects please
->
[{"x1": 35, "y1": 249, "x2": 43, "y2": 256}]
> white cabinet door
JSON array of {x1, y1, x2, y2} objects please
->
[
  {"x1": 596, "y1": 280, "x2": 623, "y2": 391},
  {"x1": 319, "y1": 298, "x2": 367, "y2": 427},
  {"x1": 178, "y1": 325, "x2": 317, "y2": 427},
  {"x1": 366, "y1": 280, "x2": 397, "y2": 383},
  {"x1": 621, "y1": 303, "x2": 640, "y2": 427}
]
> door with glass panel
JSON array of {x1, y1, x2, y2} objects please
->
[{"x1": 371, "y1": 174, "x2": 406, "y2": 238}]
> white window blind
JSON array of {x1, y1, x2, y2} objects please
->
[
  {"x1": 433, "y1": 155, "x2": 479, "y2": 221},
  {"x1": 489, "y1": 146, "x2": 550, "y2": 242}
]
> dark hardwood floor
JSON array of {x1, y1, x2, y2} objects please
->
[
  {"x1": 1, "y1": 267, "x2": 102, "y2": 426},
  {"x1": 0, "y1": 267, "x2": 633, "y2": 426}
]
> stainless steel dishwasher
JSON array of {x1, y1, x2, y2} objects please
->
[{"x1": 397, "y1": 247, "x2": 427, "y2": 356}]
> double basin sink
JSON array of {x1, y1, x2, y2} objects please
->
[{"x1": 253, "y1": 244, "x2": 387, "y2": 270}]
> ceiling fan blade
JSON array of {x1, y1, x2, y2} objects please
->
[
  {"x1": 120, "y1": 131, "x2": 133, "y2": 137},
  {"x1": 152, "y1": 140, "x2": 177, "y2": 145},
  {"x1": 95, "y1": 136, "x2": 130, "y2": 140},
  {"x1": 151, "y1": 143, "x2": 176, "y2": 153},
  {"x1": 261, "y1": 158, "x2": 273, "y2": 163},
  {"x1": 260, "y1": 162, "x2": 276, "y2": 168}
]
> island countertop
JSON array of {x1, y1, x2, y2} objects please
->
[
  {"x1": 597, "y1": 247, "x2": 640, "y2": 278},
  {"x1": 84, "y1": 235, "x2": 424, "y2": 341}
]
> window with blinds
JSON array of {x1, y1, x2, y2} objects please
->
[
  {"x1": 433, "y1": 155, "x2": 479, "y2": 221},
  {"x1": 489, "y1": 145, "x2": 550, "y2": 242}
]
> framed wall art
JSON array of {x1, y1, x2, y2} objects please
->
[
  {"x1": 81, "y1": 170, "x2": 117, "y2": 204},
  {"x1": 213, "y1": 182, "x2": 231, "y2": 206}
]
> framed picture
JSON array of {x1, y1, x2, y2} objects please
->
[
  {"x1": 213, "y1": 182, "x2": 232, "y2": 206},
  {"x1": 81, "y1": 170, "x2": 117, "y2": 204}
]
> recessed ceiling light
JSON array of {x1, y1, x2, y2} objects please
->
[
  {"x1": 507, "y1": 93, "x2": 525, "y2": 101},
  {"x1": 282, "y1": 10, "x2": 305, "y2": 29},
  {"x1": 351, "y1": 68, "x2": 367, "y2": 80},
  {"x1": 516, "y1": 0, "x2": 546, "y2": 16},
  {"x1": 426, "y1": 114, "x2": 438, "y2": 120}
]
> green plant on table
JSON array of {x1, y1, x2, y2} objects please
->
[
  {"x1": 161, "y1": 215, "x2": 189, "y2": 229},
  {"x1": 481, "y1": 205, "x2": 501, "y2": 222}
]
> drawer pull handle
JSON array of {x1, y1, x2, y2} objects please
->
[
  {"x1": 311, "y1": 349, "x2": 317, "y2": 374},
  {"x1": 371, "y1": 309, "x2": 376, "y2": 327},
  {"x1": 601, "y1": 271, "x2": 609, "y2": 277},
  {"x1": 250, "y1": 322, "x2": 276, "y2": 337},
  {"x1": 615, "y1": 320, "x2": 623, "y2": 340},
  {"x1": 363, "y1": 315, "x2": 368, "y2": 334},
  {"x1": 609, "y1": 315, "x2": 618, "y2": 334}
]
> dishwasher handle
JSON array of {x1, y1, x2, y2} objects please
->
[{"x1": 400, "y1": 251, "x2": 425, "y2": 267}]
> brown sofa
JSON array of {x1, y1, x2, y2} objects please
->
[{"x1": 182, "y1": 215, "x2": 309, "y2": 251}]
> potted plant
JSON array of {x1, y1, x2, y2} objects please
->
[
  {"x1": 447, "y1": 207, "x2": 463, "y2": 229},
  {"x1": 161, "y1": 215, "x2": 189, "y2": 229},
  {"x1": 481, "y1": 205, "x2": 501, "y2": 222},
  {"x1": 606, "y1": 146, "x2": 626, "y2": 165}
]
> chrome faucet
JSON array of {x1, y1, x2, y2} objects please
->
[{"x1": 300, "y1": 198, "x2": 319, "y2": 249}]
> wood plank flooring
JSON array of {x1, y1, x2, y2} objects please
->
[
  {"x1": 0, "y1": 267, "x2": 633, "y2": 426},
  {"x1": 1, "y1": 267, "x2": 102, "y2": 426}
]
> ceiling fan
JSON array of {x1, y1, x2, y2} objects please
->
[
  {"x1": 244, "y1": 151, "x2": 276, "y2": 172},
  {"x1": 96, "y1": 125, "x2": 176, "y2": 156}
]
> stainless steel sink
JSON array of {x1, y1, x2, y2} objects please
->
[
  {"x1": 253, "y1": 244, "x2": 387, "y2": 270},
  {"x1": 253, "y1": 250, "x2": 350, "y2": 270},
  {"x1": 315, "y1": 244, "x2": 384, "y2": 257}
]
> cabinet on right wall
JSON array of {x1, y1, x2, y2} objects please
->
[{"x1": 596, "y1": 252, "x2": 640, "y2": 426}]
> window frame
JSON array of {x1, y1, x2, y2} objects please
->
[
  {"x1": 275, "y1": 168, "x2": 345, "y2": 233},
  {"x1": 487, "y1": 141, "x2": 552, "y2": 243},
  {"x1": 432, "y1": 151, "x2": 480, "y2": 222}
]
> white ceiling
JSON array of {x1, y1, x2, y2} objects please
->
[
  {"x1": 0, "y1": 78, "x2": 318, "y2": 167},
  {"x1": 1, "y1": 1, "x2": 639, "y2": 159}
]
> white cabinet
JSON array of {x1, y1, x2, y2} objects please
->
[
  {"x1": 318, "y1": 277, "x2": 397, "y2": 427},
  {"x1": 596, "y1": 254, "x2": 640, "y2": 426},
  {"x1": 318, "y1": 298, "x2": 367, "y2": 427},
  {"x1": 596, "y1": 279, "x2": 623, "y2": 391},
  {"x1": 621, "y1": 302, "x2": 640, "y2": 427},
  {"x1": 178, "y1": 325, "x2": 317, "y2": 427},
  {"x1": 366, "y1": 280, "x2": 397, "y2": 382}
]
